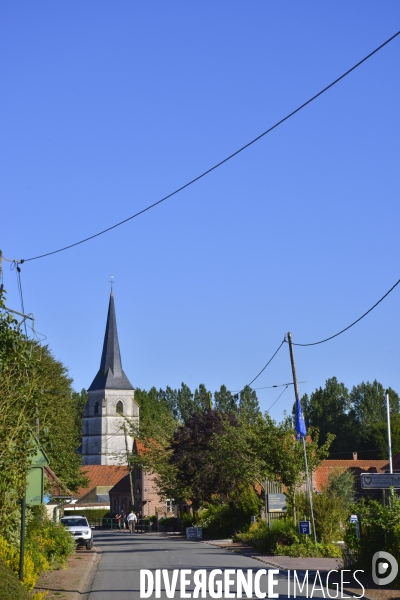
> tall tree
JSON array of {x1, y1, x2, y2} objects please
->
[
  {"x1": 214, "y1": 385, "x2": 237, "y2": 413},
  {"x1": 193, "y1": 383, "x2": 212, "y2": 411},
  {"x1": 239, "y1": 385, "x2": 260, "y2": 423},
  {"x1": 301, "y1": 377, "x2": 352, "y2": 453},
  {"x1": 349, "y1": 381, "x2": 400, "y2": 456}
]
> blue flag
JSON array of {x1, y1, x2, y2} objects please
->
[{"x1": 295, "y1": 397, "x2": 307, "y2": 439}]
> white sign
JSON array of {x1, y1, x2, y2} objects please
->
[{"x1": 361, "y1": 473, "x2": 400, "y2": 489}]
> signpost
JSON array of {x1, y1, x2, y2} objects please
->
[
  {"x1": 299, "y1": 521, "x2": 311, "y2": 535},
  {"x1": 350, "y1": 514, "x2": 360, "y2": 538},
  {"x1": 20, "y1": 435, "x2": 49, "y2": 581},
  {"x1": 360, "y1": 473, "x2": 400, "y2": 489},
  {"x1": 267, "y1": 493, "x2": 287, "y2": 513},
  {"x1": 186, "y1": 527, "x2": 202, "y2": 540}
]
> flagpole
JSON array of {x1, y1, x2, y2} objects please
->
[{"x1": 287, "y1": 332, "x2": 317, "y2": 544}]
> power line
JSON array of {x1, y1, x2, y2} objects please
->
[
  {"x1": 19, "y1": 29, "x2": 400, "y2": 263},
  {"x1": 266, "y1": 384, "x2": 290, "y2": 412},
  {"x1": 246, "y1": 340, "x2": 286, "y2": 388},
  {"x1": 290, "y1": 276, "x2": 400, "y2": 347},
  {"x1": 231, "y1": 380, "x2": 306, "y2": 393}
]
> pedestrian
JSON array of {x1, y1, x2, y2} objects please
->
[
  {"x1": 115, "y1": 513, "x2": 122, "y2": 530},
  {"x1": 120, "y1": 510, "x2": 126, "y2": 529},
  {"x1": 127, "y1": 510, "x2": 137, "y2": 534}
]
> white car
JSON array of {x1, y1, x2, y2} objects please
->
[{"x1": 60, "y1": 515, "x2": 94, "y2": 550}]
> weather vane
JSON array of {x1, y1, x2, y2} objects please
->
[{"x1": 110, "y1": 275, "x2": 114, "y2": 288}]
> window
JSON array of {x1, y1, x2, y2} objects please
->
[
  {"x1": 94, "y1": 401, "x2": 99, "y2": 415},
  {"x1": 116, "y1": 401, "x2": 123, "y2": 415}
]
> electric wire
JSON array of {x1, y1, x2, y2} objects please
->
[
  {"x1": 266, "y1": 384, "x2": 290, "y2": 413},
  {"x1": 290, "y1": 276, "x2": 400, "y2": 346},
  {"x1": 19, "y1": 29, "x2": 400, "y2": 263},
  {"x1": 246, "y1": 340, "x2": 286, "y2": 388},
  {"x1": 14, "y1": 262, "x2": 27, "y2": 335}
]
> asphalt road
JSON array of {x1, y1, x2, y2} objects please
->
[{"x1": 86, "y1": 531, "x2": 329, "y2": 599}]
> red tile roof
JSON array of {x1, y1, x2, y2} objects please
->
[
  {"x1": 315, "y1": 459, "x2": 388, "y2": 491},
  {"x1": 75, "y1": 465, "x2": 129, "y2": 499}
]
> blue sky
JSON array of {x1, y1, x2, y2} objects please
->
[{"x1": 1, "y1": 2, "x2": 399, "y2": 422}]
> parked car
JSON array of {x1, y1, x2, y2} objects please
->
[{"x1": 60, "y1": 515, "x2": 94, "y2": 549}]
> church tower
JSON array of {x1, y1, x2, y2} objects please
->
[{"x1": 82, "y1": 290, "x2": 139, "y2": 465}]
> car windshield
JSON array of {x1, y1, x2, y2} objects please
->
[{"x1": 61, "y1": 518, "x2": 88, "y2": 527}]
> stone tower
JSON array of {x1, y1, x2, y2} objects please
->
[{"x1": 82, "y1": 290, "x2": 139, "y2": 465}]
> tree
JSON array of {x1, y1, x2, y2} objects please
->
[
  {"x1": 301, "y1": 377, "x2": 353, "y2": 454},
  {"x1": 239, "y1": 386, "x2": 260, "y2": 424},
  {"x1": 168, "y1": 409, "x2": 239, "y2": 510},
  {"x1": 193, "y1": 383, "x2": 212, "y2": 412},
  {"x1": 349, "y1": 381, "x2": 400, "y2": 457},
  {"x1": 214, "y1": 385, "x2": 237, "y2": 413}
]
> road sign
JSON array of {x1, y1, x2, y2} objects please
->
[
  {"x1": 186, "y1": 527, "x2": 202, "y2": 540},
  {"x1": 350, "y1": 514, "x2": 360, "y2": 538},
  {"x1": 361, "y1": 473, "x2": 400, "y2": 489},
  {"x1": 25, "y1": 467, "x2": 45, "y2": 506},
  {"x1": 299, "y1": 521, "x2": 311, "y2": 535},
  {"x1": 267, "y1": 493, "x2": 287, "y2": 513}
]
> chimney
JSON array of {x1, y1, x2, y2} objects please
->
[{"x1": 353, "y1": 452, "x2": 358, "y2": 461}]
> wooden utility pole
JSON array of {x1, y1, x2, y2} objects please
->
[{"x1": 287, "y1": 332, "x2": 317, "y2": 543}]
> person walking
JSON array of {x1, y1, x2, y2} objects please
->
[
  {"x1": 115, "y1": 513, "x2": 122, "y2": 530},
  {"x1": 127, "y1": 510, "x2": 137, "y2": 534}
]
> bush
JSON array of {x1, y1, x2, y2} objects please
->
[
  {"x1": 274, "y1": 540, "x2": 342, "y2": 558},
  {"x1": 0, "y1": 559, "x2": 31, "y2": 600},
  {"x1": 235, "y1": 518, "x2": 298, "y2": 552},
  {"x1": 295, "y1": 491, "x2": 347, "y2": 543},
  {"x1": 63, "y1": 508, "x2": 110, "y2": 522},
  {"x1": 196, "y1": 503, "x2": 255, "y2": 539},
  {"x1": 344, "y1": 489, "x2": 400, "y2": 584}
]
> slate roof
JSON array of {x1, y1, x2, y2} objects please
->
[
  {"x1": 108, "y1": 473, "x2": 132, "y2": 495},
  {"x1": 88, "y1": 290, "x2": 134, "y2": 391},
  {"x1": 75, "y1": 465, "x2": 129, "y2": 499}
]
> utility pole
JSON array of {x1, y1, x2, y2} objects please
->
[
  {"x1": 124, "y1": 426, "x2": 135, "y2": 511},
  {"x1": 386, "y1": 390, "x2": 393, "y2": 474},
  {"x1": 287, "y1": 332, "x2": 317, "y2": 543}
]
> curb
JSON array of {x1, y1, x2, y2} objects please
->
[
  {"x1": 203, "y1": 541, "x2": 375, "y2": 600},
  {"x1": 71, "y1": 546, "x2": 101, "y2": 600}
]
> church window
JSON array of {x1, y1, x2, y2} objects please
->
[
  {"x1": 116, "y1": 401, "x2": 123, "y2": 415},
  {"x1": 94, "y1": 401, "x2": 99, "y2": 415}
]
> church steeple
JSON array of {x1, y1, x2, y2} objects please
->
[{"x1": 88, "y1": 291, "x2": 134, "y2": 392}]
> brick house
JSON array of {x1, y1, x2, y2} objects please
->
[{"x1": 132, "y1": 439, "x2": 168, "y2": 517}]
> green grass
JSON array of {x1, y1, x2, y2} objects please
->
[{"x1": 0, "y1": 560, "x2": 31, "y2": 600}]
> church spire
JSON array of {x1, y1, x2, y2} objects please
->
[{"x1": 88, "y1": 290, "x2": 134, "y2": 391}]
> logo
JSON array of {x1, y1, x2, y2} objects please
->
[
  {"x1": 363, "y1": 476, "x2": 372, "y2": 485},
  {"x1": 372, "y1": 551, "x2": 398, "y2": 585}
]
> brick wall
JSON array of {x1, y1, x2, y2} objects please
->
[{"x1": 133, "y1": 467, "x2": 167, "y2": 517}]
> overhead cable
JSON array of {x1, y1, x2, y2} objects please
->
[
  {"x1": 291, "y1": 276, "x2": 400, "y2": 346},
  {"x1": 20, "y1": 29, "x2": 400, "y2": 263}
]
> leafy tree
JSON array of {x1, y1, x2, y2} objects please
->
[
  {"x1": 30, "y1": 345, "x2": 88, "y2": 492},
  {"x1": 349, "y1": 381, "x2": 400, "y2": 456},
  {"x1": 239, "y1": 385, "x2": 260, "y2": 424},
  {"x1": 214, "y1": 385, "x2": 237, "y2": 413},
  {"x1": 326, "y1": 468, "x2": 356, "y2": 509},
  {"x1": 175, "y1": 383, "x2": 194, "y2": 423},
  {"x1": 301, "y1": 377, "x2": 352, "y2": 453},
  {"x1": 193, "y1": 383, "x2": 212, "y2": 412},
  {"x1": 168, "y1": 409, "x2": 238, "y2": 510}
]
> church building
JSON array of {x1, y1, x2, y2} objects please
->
[{"x1": 82, "y1": 290, "x2": 139, "y2": 465}]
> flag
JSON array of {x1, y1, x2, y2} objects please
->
[{"x1": 295, "y1": 397, "x2": 307, "y2": 439}]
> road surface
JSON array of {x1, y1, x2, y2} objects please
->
[{"x1": 86, "y1": 530, "x2": 330, "y2": 599}]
